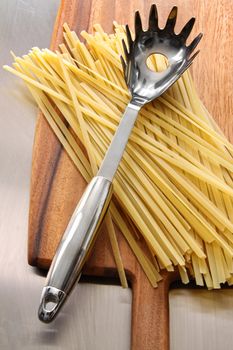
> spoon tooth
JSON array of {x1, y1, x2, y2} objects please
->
[
  {"x1": 120, "y1": 55, "x2": 126, "y2": 76},
  {"x1": 148, "y1": 4, "x2": 159, "y2": 32},
  {"x1": 164, "y1": 6, "x2": 178, "y2": 32},
  {"x1": 179, "y1": 17, "x2": 196, "y2": 42},
  {"x1": 122, "y1": 39, "x2": 129, "y2": 61},
  {"x1": 125, "y1": 24, "x2": 133, "y2": 47},
  {"x1": 188, "y1": 49, "x2": 200, "y2": 65},
  {"x1": 187, "y1": 33, "x2": 203, "y2": 55},
  {"x1": 135, "y1": 10, "x2": 143, "y2": 36}
]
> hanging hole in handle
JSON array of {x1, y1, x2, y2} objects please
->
[
  {"x1": 146, "y1": 53, "x2": 169, "y2": 72},
  {"x1": 38, "y1": 287, "x2": 66, "y2": 323},
  {"x1": 44, "y1": 294, "x2": 59, "y2": 312}
]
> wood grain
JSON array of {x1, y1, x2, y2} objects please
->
[{"x1": 28, "y1": 1, "x2": 233, "y2": 350}]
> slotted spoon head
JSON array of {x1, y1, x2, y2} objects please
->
[{"x1": 121, "y1": 4, "x2": 203, "y2": 106}]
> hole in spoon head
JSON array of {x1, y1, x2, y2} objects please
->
[{"x1": 146, "y1": 53, "x2": 169, "y2": 72}]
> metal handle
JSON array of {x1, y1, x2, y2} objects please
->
[{"x1": 38, "y1": 175, "x2": 113, "y2": 323}]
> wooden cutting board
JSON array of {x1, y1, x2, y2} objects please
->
[{"x1": 28, "y1": 1, "x2": 233, "y2": 349}]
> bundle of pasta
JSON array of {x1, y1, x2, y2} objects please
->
[{"x1": 4, "y1": 22, "x2": 233, "y2": 289}]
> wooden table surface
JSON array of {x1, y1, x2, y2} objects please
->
[{"x1": 1, "y1": 1, "x2": 233, "y2": 349}]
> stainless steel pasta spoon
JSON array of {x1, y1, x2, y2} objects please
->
[{"x1": 38, "y1": 4, "x2": 202, "y2": 322}]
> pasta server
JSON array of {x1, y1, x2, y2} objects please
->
[{"x1": 38, "y1": 4, "x2": 202, "y2": 322}]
